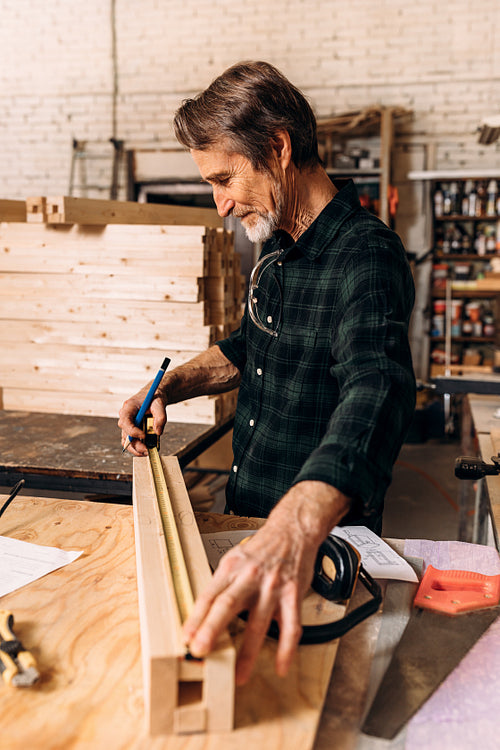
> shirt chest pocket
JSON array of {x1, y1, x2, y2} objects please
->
[{"x1": 272, "y1": 327, "x2": 334, "y2": 405}]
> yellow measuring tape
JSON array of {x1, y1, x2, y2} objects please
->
[{"x1": 145, "y1": 421, "x2": 195, "y2": 624}]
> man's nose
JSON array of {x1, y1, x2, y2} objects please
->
[{"x1": 213, "y1": 186, "x2": 235, "y2": 218}]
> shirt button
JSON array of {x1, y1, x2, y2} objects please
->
[
  {"x1": 249, "y1": 419, "x2": 255, "y2": 427},
  {"x1": 266, "y1": 315, "x2": 272, "y2": 324},
  {"x1": 277, "y1": 261, "x2": 282, "y2": 266},
  {"x1": 256, "y1": 368, "x2": 263, "y2": 376},
  {"x1": 232, "y1": 465, "x2": 238, "y2": 473}
]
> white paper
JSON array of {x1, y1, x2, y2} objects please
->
[
  {"x1": 0, "y1": 535, "x2": 83, "y2": 599},
  {"x1": 202, "y1": 529, "x2": 256, "y2": 571},
  {"x1": 202, "y1": 525, "x2": 418, "y2": 582},
  {"x1": 330, "y1": 525, "x2": 419, "y2": 582}
]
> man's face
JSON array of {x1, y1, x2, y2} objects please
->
[{"x1": 191, "y1": 146, "x2": 284, "y2": 243}]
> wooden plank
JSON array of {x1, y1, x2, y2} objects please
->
[
  {"x1": 0, "y1": 343, "x2": 197, "y2": 381},
  {"x1": 132, "y1": 455, "x2": 235, "y2": 734},
  {"x1": 0, "y1": 272, "x2": 204, "y2": 303},
  {"x1": 0, "y1": 223, "x2": 211, "y2": 277},
  {"x1": 0, "y1": 388, "x2": 231, "y2": 423},
  {"x1": 205, "y1": 277, "x2": 234, "y2": 304},
  {"x1": 132, "y1": 457, "x2": 186, "y2": 735},
  {"x1": 25, "y1": 196, "x2": 47, "y2": 222},
  {"x1": 0, "y1": 199, "x2": 26, "y2": 222},
  {"x1": 476, "y1": 278, "x2": 500, "y2": 291},
  {"x1": 0, "y1": 319, "x2": 217, "y2": 352},
  {"x1": 43, "y1": 195, "x2": 223, "y2": 228},
  {"x1": 0, "y1": 296, "x2": 209, "y2": 326}
]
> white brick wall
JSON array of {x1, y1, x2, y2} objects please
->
[
  {"x1": 1, "y1": 0, "x2": 500, "y2": 380},
  {"x1": 2, "y1": 0, "x2": 500, "y2": 203}
]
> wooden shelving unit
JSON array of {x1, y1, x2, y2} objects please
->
[
  {"x1": 421, "y1": 174, "x2": 500, "y2": 376},
  {"x1": 316, "y1": 106, "x2": 412, "y2": 226}
]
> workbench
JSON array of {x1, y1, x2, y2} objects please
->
[
  {"x1": 463, "y1": 393, "x2": 500, "y2": 548},
  {"x1": 0, "y1": 410, "x2": 234, "y2": 497},
  {"x1": 0, "y1": 491, "x2": 415, "y2": 750}
]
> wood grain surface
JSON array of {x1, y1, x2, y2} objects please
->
[
  {"x1": 0, "y1": 495, "x2": 345, "y2": 750},
  {"x1": 0, "y1": 410, "x2": 233, "y2": 482}
]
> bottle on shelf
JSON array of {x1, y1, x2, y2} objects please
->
[
  {"x1": 476, "y1": 181, "x2": 486, "y2": 217},
  {"x1": 462, "y1": 180, "x2": 473, "y2": 215},
  {"x1": 468, "y1": 181, "x2": 478, "y2": 217},
  {"x1": 449, "y1": 182, "x2": 460, "y2": 215},
  {"x1": 434, "y1": 187, "x2": 444, "y2": 217},
  {"x1": 443, "y1": 184, "x2": 452, "y2": 215},
  {"x1": 486, "y1": 180, "x2": 498, "y2": 217}
]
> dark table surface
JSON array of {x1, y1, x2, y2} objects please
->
[{"x1": 0, "y1": 409, "x2": 233, "y2": 497}]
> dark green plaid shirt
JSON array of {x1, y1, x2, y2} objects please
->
[{"x1": 218, "y1": 180, "x2": 416, "y2": 532}]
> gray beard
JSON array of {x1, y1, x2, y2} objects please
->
[
  {"x1": 240, "y1": 182, "x2": 284, "y2": 244},
  {"x1": 243, "y1": 212, "x2": 279, "y2": 243}
]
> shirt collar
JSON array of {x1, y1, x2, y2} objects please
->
[{"x1": 270, "y1": 179, "x2": 361, "y2": 261}]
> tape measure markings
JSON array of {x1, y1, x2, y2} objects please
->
[{"x1": 148, "y1": 446, "x2": 195, "y2": 623}]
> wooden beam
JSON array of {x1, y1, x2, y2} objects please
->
[
  {"x1": 26, "y1": 197, "x2": 47, "y2": 222},
  {"x1": 132, "y1": 455, "x2": 235, "y2": 734},
  {"x1": 0, "y1": 199, "x2": 26, "y2": 222},
  {"x1": 379, "y1": 107, "x2": 393, "y2": 227},
  {"x1": 43, "y1": 195, "x2": 223, "y2": 228}
]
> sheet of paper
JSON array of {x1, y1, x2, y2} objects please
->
[
  {"x1": 331, "y1": 525, "x2": 418, "y2": 582},
  {"x1": 202, "y1": 525, "x2": 418, "y2": 582},
  {"x1": 0, "y1": 535, "x2": 83, "y2": 599},
  {"x1": 202, "y1": 529, "x2": 256, "y2": 571}
]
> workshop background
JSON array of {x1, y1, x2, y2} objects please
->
[
  {"x1": 2, "y1": 0, "x2": 500, "y2": 378},
  {"x1": 1, "y1": 0, "x2": 500, "y2": 541}
]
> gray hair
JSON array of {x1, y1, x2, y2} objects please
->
[{"x1": 173, "y1": 61, "x2": 321, "y2": 171}]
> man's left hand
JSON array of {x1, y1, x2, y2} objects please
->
[{"x1": 182, "y1": 481, "x2": 351, "y2": 684}]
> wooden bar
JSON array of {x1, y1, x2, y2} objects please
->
[
  {"x1": 0, "y1": 199, "x2": 26, "y2": 222},
  {"x1": 25, "y1": 196, "x2": 47, "y2": 222},
  {"x1": 0, "y1": 272, "x2": 204, "y2": 303},
  {"x1": 0, "y1": 319, "x2": 217, "y2": 352},
  {"x1": 0, "y1": 389, "x2": 230, "y2": 424},
  {"x1": 132, "y1": 455, "x2": 235, "y2": 734},
  {"x1": 0, "y1": 222, "x2": 211, "y2": 277},
  {"x1": 42, "y1": 195, "x2": 223, "y2": 227}
]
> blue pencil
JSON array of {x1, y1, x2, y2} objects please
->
[{"x1": 122, "y1": 357, "x2": 171, "y2": 453}]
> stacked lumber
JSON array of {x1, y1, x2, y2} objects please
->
[{"x1": 0, "y1": 196, "x2": 244, "y2": 424}]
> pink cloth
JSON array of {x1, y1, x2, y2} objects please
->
[{"x1": 402, "y1": 540, "x2": 500, "y2": 750}]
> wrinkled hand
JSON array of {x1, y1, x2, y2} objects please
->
[
  {"x1": 182, "y1": 509, "x2": 319, "y2": 685},
  {"x1": 117, "y1": 390, "x2": 167, "y2": 456}
]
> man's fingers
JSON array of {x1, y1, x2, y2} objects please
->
[
  {"x1": 150, "y1": 398, "x2": 167, "y2": 434},
  {"x1": 187, "y1": 585, "x2": 249, "y2": 657},
  {"x1": 183, "y1": 555, "x2": 257, "y2": 656},
  {"x1": 122, "y1": 436, "x2": 148, "y2": 456},
  {"x1": 274, "y1": 585, "x2": 303, "y2": 677},
  {"x1": 234, "y1": 581, "x2": 278, "y2": 685}
]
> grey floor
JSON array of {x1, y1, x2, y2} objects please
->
[{"x1": 382, "y1": 437, "x2": 462, "y2": 542}]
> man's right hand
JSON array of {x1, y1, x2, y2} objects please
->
[{"x1": 118, "y1": 388, "x2": 167, "y2": 456}]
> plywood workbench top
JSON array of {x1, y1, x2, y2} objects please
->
[{"x1": 0, "y1": 493, "x2": 381, "y2": 750}]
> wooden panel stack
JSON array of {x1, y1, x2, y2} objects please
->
[{"x1": 0, "y1": 196, "x2": 244, "y2": 423}]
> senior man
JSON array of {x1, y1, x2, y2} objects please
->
[{"x1": 119, "y1": 60, "x2": 416, "y2": 685}]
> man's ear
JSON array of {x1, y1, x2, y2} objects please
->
[{"x1": 270, "y1": 129, "x2": 292, "y2": 170}]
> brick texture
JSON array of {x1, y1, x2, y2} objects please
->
[{"x1": 1, "y1": 1, "x2": 500, "y2": 216}]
